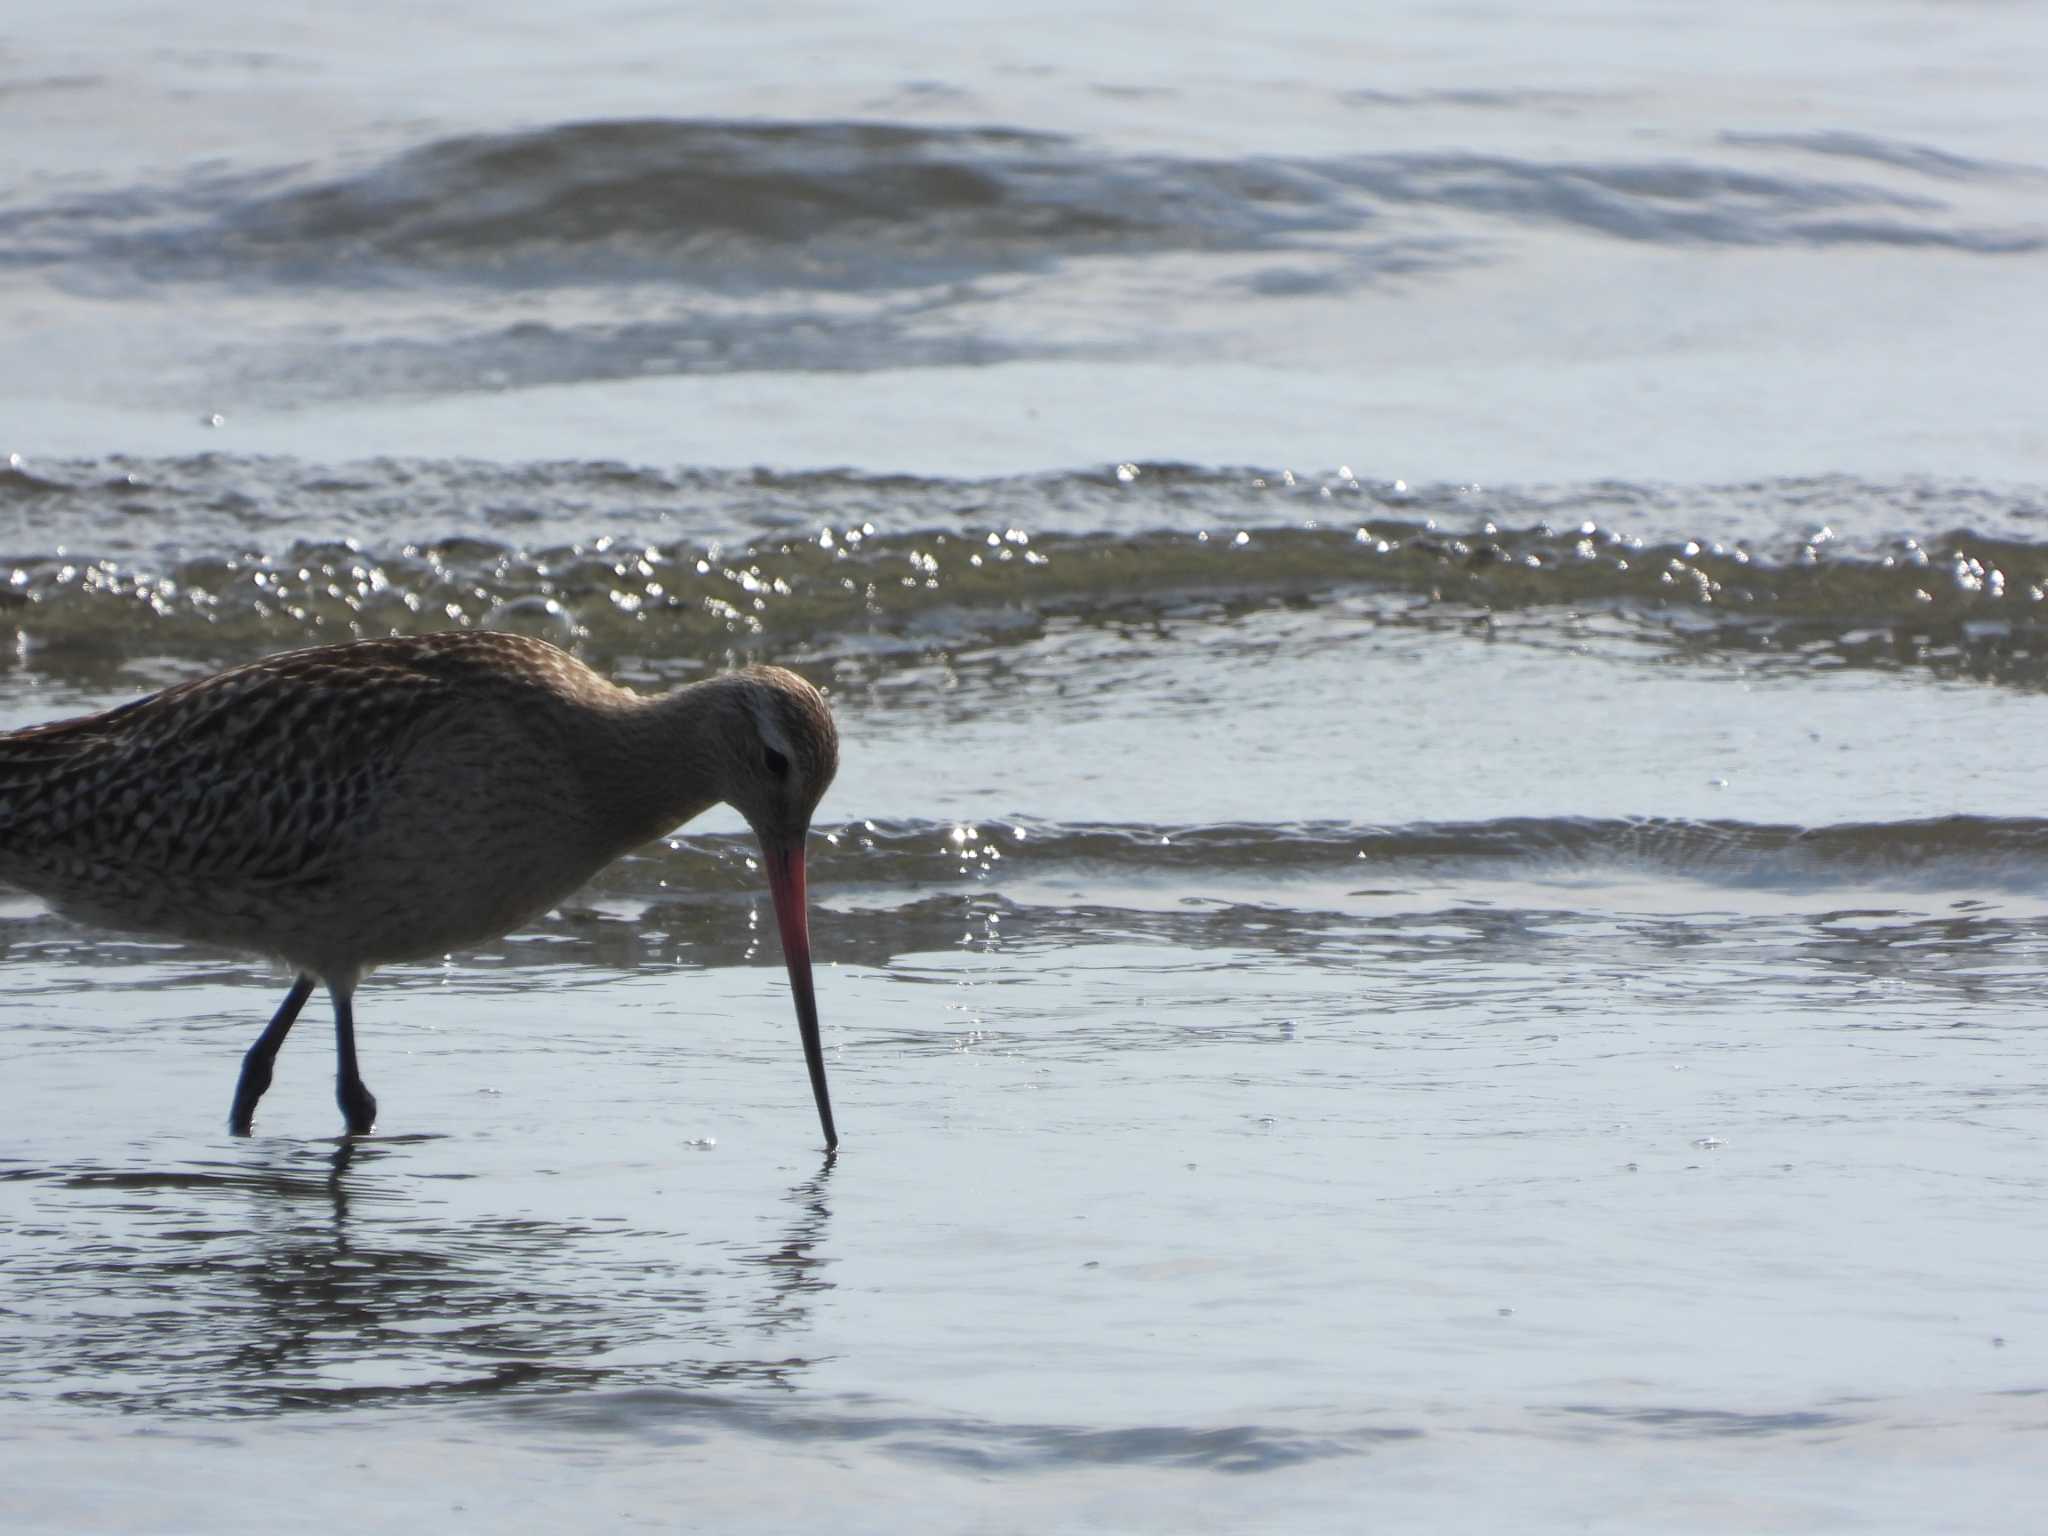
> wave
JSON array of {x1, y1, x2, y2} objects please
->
[
  {"x1": 7, "y1": 816, "x2": 2042, "y2": 983},
  {"x1": 505, "y1": 1389, "x2": 1401, "y2": 1472},
  {"x1": 10, "y1": 456, "x2": 2043, "y2": 553},
  {"x1": 4, "y1": 459, "x2": 2048, "y2": 687},
  {"x1": 5, "y1": 118, "x2": 2039, "y2": 295},
  {"x1": 636, "y1": 814, "x2": 2048, "y2": 897},
  {"x1": 1719, "y1": 130, "x2": 2046, "y2": 184}
]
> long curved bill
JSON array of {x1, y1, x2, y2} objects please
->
[{"x1": 763, "y1": 841, "x2": 838, "y2": 1152}]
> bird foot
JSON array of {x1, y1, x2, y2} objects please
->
[{"x1": 338, "y1": 1080, "x2": 378, "y2": 1135}]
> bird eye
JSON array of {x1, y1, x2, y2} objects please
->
[{"x1": 763, "y1": 746, "x2": 791, "y2": 778}]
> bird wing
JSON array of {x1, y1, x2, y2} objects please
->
[{"x1": 0, "y1": 638, "x2": 483, "y2": 888}]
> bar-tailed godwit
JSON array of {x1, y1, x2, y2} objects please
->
[{"x1": 0, "y1": 631, "x2": 841, "y2": 1148}]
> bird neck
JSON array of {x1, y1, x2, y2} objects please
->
[{"x1": 585, "y1": 674, "x2": 740, "y2": 851}]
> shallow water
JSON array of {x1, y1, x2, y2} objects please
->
[
  {"x1": 7, "y1": 866, "x2": 2048, "y2": 1531},
  {"x1": 6, "y1": 1, "x2": 2048, "y2": 1530}
]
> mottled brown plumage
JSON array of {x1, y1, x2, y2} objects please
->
[{"x1": 0, "y1": 631, "x2": 842, "y2": 1146}]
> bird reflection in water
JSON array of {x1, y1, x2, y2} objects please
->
[{"x1": 11, "y1": 1142, "x2": 840, "y2": 1415}]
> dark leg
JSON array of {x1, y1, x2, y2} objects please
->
[
  {"x1": 331, "y1": 981, "x2": 378, "y2": 1135},
  {"x1": 230, "y1": 974, "x2": 316, "y2": 1135}
]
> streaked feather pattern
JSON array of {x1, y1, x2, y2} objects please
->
[{"x1": 0, "y1": 631, "x2": 834, "y2": 979}]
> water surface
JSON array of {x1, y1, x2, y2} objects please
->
[{"x1": 6, "y1": 1, "x2": 2048, "y2": 1530}]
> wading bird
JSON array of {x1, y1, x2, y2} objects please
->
[{"x1": 0, "y1": 631, "x2": 840, "y2": 1148}]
